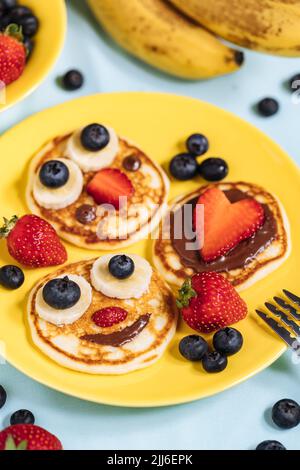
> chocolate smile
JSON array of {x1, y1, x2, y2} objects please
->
[{"x1": 80, "y1": 314, "x2": 151, "y2": 347}]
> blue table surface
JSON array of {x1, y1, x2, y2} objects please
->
[{"x1": 1, "y1": 0, "x2": 300, "y2": 451}]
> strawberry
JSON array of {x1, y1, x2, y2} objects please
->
[
  {"x1": 0, "y1": 24, "x2": 26, "y2": 85},
  {"x1": 194, "y1": 187, "x2": 265, "y2": 262},
  {"x1": 87, "y1": 168, "x2": 134, "y2": 210},
  {"x1": 92, "y1": 307, "x2": 128, "y2": 327},
  {"x1": 0, "y1": 215, "x2": 67, "y2": 268},
  {"x1": 0, "y1": 424, "x2": 62, "y2": 451},
  {"x1": 177, "y1": 272, "x2": 247, "y2": 333}
]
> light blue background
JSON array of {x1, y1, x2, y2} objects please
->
[{"x1": 1, "y1": 0, "x2": 300, "y2": 450}]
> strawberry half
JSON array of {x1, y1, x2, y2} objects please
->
[
  {"x1": 0, "y1": 215, "x2": 67, "y2": 268},
  {"x1": 87, "y1": 168, "x2": 134, "y2": 210},
  {"x1": 0, "y1": 24, "x2": 26, "y2": 85},
  {"x1": 194, "y1": 187, "x2": 265, "y2": 262},
  {"x1": 0, "y1": 424, "x2": 62, "y2": 451},
  {"x1": 177, "y1": 272, "x2": 247, "y2": 333}
]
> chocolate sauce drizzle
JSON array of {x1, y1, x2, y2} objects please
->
[{"x1": 80, "y1": 314, "x2": 151, "y2": 347}]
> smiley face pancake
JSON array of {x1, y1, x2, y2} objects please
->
[
  {"x1": 26, "y1": 124, "x2": 170, "y2": 250},
  {"x1": 27, "y1": 254, "x2": 177, "y2": 374},
  {"x1": 153, "y1": 182, "x2": 291, "y2": 291}
]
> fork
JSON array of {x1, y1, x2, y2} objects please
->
[{"x1": 256, "y1": 290, "x2": 300, "y2": 351}]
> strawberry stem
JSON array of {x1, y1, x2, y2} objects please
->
[
  {"x1": 0, "y1": 215, "x2": 18, "y2": 239},
  {"x1": 176, "y1": 278, "x2": 197, "y2": 309},
  {"x1": 4, "y1": 24, "x2": 24, "y2": 43}
]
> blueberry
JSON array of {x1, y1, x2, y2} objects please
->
[
  {"x1": 0, "y1": 385, "x2": 7, "y2": 409},
  {"x1": 10, "y1": 409, "x2": 35, "y2": 425},
  {"x1": 23, "y1": 36, "x2": 34, "y2": 60},
  {"x1": 256, "y1": 440, "x2": 286, "y2": 451},
  {"x1": 202, "y1": 351, "x2": 228, "y2": 373},
  {"x1": 179, "y1": 335, "x2": 208, "y2": 361},
  {"x1": 43, "y1": 277, "x2": 81, "y2": 310},
  {"x1": 0, "y1": 13, "x2": 11, "y2": 29},
  {"x1": 272, "y1": 399, "x2": 300, "y2": 429},
  {"x1": 109, "y1": 255, "x2": 135, "y2": 280},
  {"x1": 81, "y1": 124, "x2": 110, "y2": 152},
  {"x1": 186, "y1": 134, "x2": 209, "y2": 156},
  {"x1": 0, "y1": 0, "x2": 17, "y2": 12},
  {"x1": 0, "y1": 265, "x2": 24, "y2": 289},
  {"x1": 257, "y1": 97, "x2": 279, "y2": 117},
  {"x1": 290, "y1": 73, "x2": 300, "y2": 92},
  {"x1": 213, "y1": 327, "x2": 243, "y2": 356},
  {"x1": 62, "y1": 70, "x2": 84, "y2": 91},
  {"x1": 17, "y1": 14, "x2": 39, "y2": 37},
  {"x1": 169, "y1": 153, "x2": 198, "y2": 181},
  {"x1": 198, "y1": 157, "x2": 228, "y2": 182},
  {"x1": 9, "y1": 5, "x2": 32, "y2": 20},
  {"x1": 0, "y1": 0, "x2": 17, "y2": 15},
  {"x1": 39, "y1": 160, "x2": 69, "y2": 188}
]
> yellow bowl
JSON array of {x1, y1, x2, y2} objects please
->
[
  {"x1": 1, "y1": 93, "x2": 299, "y2": 407},
  {"x1": 0, "y1": 0, "x2": 66, "y2": 112}
]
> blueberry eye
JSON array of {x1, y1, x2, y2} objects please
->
[
  {"x1": 80, "y1": 124, "x2": 110, "y2": 152},
  {"x1": 108, "y1": 255, "x2": 135, "y2": 279},
  {"x1": 39, "y1": 160, "x2": 70, "y2": 188},
  {"x1": 43, "y1": 277, "x2": 81, "y2": 310}
]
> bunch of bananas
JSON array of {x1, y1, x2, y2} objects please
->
[{"x1": 87, "y1": 0, "x2": 300, "y2": 80}]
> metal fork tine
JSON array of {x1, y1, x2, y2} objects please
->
[
  {"x1": 265, "y1": 302, "x2": 300, "y2": 337},
  {"x1": 283, "y1": 290, "x2": 300, "y2": 308},
  {"x1": 256, "y1": 310, "x2": 300, "y2": 350},
  {"x1": 274, "y1": 296, "x2": 300, "y2": 321}
]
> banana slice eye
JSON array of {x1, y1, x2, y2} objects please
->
[
  {"x1": 91, "y1": 254, "x2": 153, "y2": 300},
  {"x1": 67, "y1": 125, "x2": 119, "y2": 173},
  {"x1": 33, "y1": 158, "x2": 83, "y2": 210},
  {"x1": 35, "y1": 274, "x2": 92, "y2": 326}
]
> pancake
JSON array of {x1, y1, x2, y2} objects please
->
[
  {"x1": 26, "y1": 130, "x2": 170, "y2": 250},
  {"x1": 27, "y1": 258, "x2": 178, "y2": 375},
  {"x1": 153, "y1": 182, "x2": 291, "y2": 291}
]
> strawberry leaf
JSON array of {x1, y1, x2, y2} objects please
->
[
  {"x1": 4, "y1": 435, "x2": 28, "y2": 450},
  {"x1": 4, "y1": 24, "x2": 24, "y2": 43},
  {"x1": 0, "y1": 215, "x2": 18, "y2": 238},
  {"x1": 4, "y1": 435, "x2": 17, "y2": 450},
  {"x1": 17, "y1": 440, "x2": 28, "y2": 450},
  {"x1": 176, "y1": 278, "x2": 196, "y2": 309}
]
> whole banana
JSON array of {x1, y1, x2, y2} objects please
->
[
  {"x1": 87, "y1": 0, "x2": 244, "y2": 79},
  {"x1": 170, "y1": 0, "x2": 300, "y2": 57}
]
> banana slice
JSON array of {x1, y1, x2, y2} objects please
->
[
  {"x1": 67, "y1": 126, "x2": 119, "y2": 173},
  {"x1": 91, "y1": 254, "x2": 152, "y2": 300},
  {"x1": 33, "y1": 158, "x2": 83, "y2": 210},
  {"x1": 35, "y1": 274, "x2": 92, "y2": 326}
]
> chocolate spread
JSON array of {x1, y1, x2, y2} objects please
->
[
  {"x1": 80, "y1": 314, "x2": 151, "y2": 347},
  {"x1": 75, "y1": 204, "x2": 96, "y2": 225},
  {"x1": 171, "y1": 189, "x2": 278, "y2": 272}
]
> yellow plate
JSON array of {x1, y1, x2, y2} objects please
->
[
  {"x1": 0, "y1": 93, "x2": 299, "y2": 407},
  {"x1": 0, "y1": 0, "x2": 66, "y2": 112}
]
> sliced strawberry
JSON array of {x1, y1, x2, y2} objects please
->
[
  {"x1": 194, "y1": 187, "x2": 265, "y2": 262},
  {"x1": 92, "y1": 307, "x2": 128, "y2": 328},
  {"x1": 87, "y1": 168, "x2": 134, "y2": 209},
  {"x1": 177, "y1": 272, "x2": 247, "y2": 333},
  {"x1": 0, "y1": 424, "x2": 62, "y2": 451}
]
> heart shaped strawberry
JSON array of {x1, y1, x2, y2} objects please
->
[
  {"x1": 177, "y1": 272, "x2": 248, "y2": 333},
  {"x1": 194, "y1": 187, "x2": 265, "y2": 262}
]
